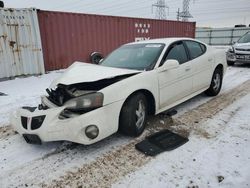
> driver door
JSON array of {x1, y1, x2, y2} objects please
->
[{"x1": 157, "y1": 41, "x2": 193, "y2": 109}]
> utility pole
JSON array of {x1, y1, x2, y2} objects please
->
[
  {"x1": 177, "y1": 8, "x2": 180, "y2": 21},
  {"x1": 152, "y1": 0, "x2": 169, "y2": 20},
  {"x1": 179, "y1": 0, "x2": 193, "y2": 21}
]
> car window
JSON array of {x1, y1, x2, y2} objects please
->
[
  {"x1": 101, "y1": 43, "x2": 165, "y2": 70},
  {"x1": 165, "y1": 42, "x2": 188, "y2": 64},
  {"x1": 238, "y1": 32, "x2": 250, "y2": 43},
  {"x1": 185, "y1": 41, "x2": 205, "y2": 59},
  {"x1": 200, "y1": 43, "x2": 206, "y2": 52}
]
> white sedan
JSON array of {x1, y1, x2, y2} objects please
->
[{"x1": 11, "y1": 38, "x2": 227, "y2": 145}]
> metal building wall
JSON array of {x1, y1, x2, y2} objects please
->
[
  {"x1": 38, "y1": 11, "x2": 196, "y2": 71},
  {"x1": 196, "y1": 27, "x2": 250, "y2": 46},
  {"x1": 0, "y1": 8, "x2": 45, "y2": 78}
]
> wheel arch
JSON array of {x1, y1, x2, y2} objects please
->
[
  {"x1": 121, "y1": 89, "x2": 156, "y2": 115},
  {"x1": 215, "y1": 64, "x2": 224, "y2": 76}
]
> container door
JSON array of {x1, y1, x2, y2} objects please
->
[{"x1": 0, "y1": 9, "x2": 45, "y2": 79}]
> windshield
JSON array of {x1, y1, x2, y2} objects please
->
[
  {"x1": 238, "y1": 32, "x2": 250, "y2": 43},
  {"x1": 100, "y1": 43, "x2": 165, "y2": 70}
]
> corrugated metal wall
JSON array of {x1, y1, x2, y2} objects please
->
[
  {"x1": 0, "y1": 8, "x2": 45, "y2": 78},
  {"x1": 196, "y1": 27, "x2": 250, "y2": 45},
  {"x1": 38, "y1": 11, "x2": 196, "y2": 71}
]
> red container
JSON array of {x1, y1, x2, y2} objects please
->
[{"x1": 37, "y1": 10, "x2": 196, "y2": 71}]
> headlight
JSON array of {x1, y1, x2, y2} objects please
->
[
  {"x1": 228, "y1": 46, "x2": 234, "y2": 53},
  {"x1": 64, "y1": 92, "x2": 104, "y2": 111}
]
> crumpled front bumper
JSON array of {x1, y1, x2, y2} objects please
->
[
  {"x1": 227, "y1": 52, "x2": 250, "y2": 63},
  {"x1": 10, "y1": 101, "x2": 124, "y2": 145}
]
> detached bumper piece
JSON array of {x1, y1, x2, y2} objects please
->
[
  {"x1": 23, "y1": 134, "x2": 42, "y2": 145},
  {"x1": 135, "y1": 130, "x2": 189, "y2": 156}
]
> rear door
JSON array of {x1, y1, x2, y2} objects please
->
[
  {"x1": 184, "y1": 40, "x2": 212, "y2": 92},
  {"x1": 157, "y1": 41, "x2": 193, "y2": 109}
]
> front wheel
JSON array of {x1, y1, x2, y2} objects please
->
[
  {"x1": 205, "y1": 68, "x2": 223, "y2": 96},
  {"x1": 119, "y1": 93, "x2": 148, "y2": 137}
]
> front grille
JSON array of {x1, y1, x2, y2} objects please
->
[
  {"x1": 21, "y1": 116, "x2": 28, "y2": 129},
  {"x1": 235, "y1": 53, "x2": 248, "y2": 56},
  {"x1": 235, "y1": 48, "x2": 250, "y2": 52},
  {"x1": 31, "y1": 115, "x2": 46, "y2": 130}
]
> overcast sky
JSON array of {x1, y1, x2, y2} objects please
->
[{"x1": 3, "y1": 0, "x2": 250, "y2": 28}]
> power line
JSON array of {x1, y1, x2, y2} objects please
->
[{"x1": 74, "y1": 0, "x2": 143, "y2": 13}]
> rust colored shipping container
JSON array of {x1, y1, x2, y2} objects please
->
[{"x1": 37, "y1": 10, "x2": 196, "y2": 71}]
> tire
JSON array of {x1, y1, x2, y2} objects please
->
[
  {"x1": 205, "y1": 68, "x2": 223, "y2": 96},
  {"x1": 119, "y1": 93, "x2": 148, "y2": 137},
  {"x1": 90, "y1": 52, "x2": 103, "y2": 64},
  {"x1": 227, "y1": 61, "x2": 235, "y2": 66}
]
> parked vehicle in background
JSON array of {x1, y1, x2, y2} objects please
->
[
  {"x1": 10, "y1": 38, "x2": 227, "y2": 145},
  {"x1": 227, "y1": 31, "x2": 250, "y2": 65}
]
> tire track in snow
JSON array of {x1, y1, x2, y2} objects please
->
[{"x1": 43, "y1": 80, "x2": 250, "y2": 188}]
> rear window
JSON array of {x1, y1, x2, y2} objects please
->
[
  {"x1": 200, "y1": 43, "x2": 206, "y2": 52},
  {"x1": 185, "y1": 41, "x2": 206, "y2": 59}
]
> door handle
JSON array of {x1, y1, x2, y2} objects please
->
[
  {"x1": 185, "y1": 67, "x2": 191, "y2": 71},
  {"x1": 208, "y1": 58, "x2": 213, "y2": 62}
]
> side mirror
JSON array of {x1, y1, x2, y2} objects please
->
[{"x1": 158, "y1": 59, "x2": 180, "y2": 72}]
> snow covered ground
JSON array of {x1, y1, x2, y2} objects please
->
[
  {"x1": 0, "y1": 70, "x2": 64, "y2": 127},
  {"x1": 114, "y1": 93, "x2": 250, "y2": 188},
  {"x1": 0, "y1": 64, "x2": 250, "y2": 188}
]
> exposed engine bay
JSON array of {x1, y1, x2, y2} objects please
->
[{"x1": 41, "y1": 73, "x2": 138, "y2": 110}]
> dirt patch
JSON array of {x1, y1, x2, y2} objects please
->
[
  {"x1": 41, "y1": 142, "x2": 79, "y2": 160},
  {"x1": 0, "y1": 126, "x2": 16, "y2": 139},
  {"x1": 43, "y1": 80, "x2": 250, "y2": 188}
]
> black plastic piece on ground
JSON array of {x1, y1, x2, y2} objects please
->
[
  {"x1": 23, "y1": 134, "x2": 42, "y2": 145},
  {"x1": 163, "y1": 109, "x2": 178, "y2": 116},
  {"x1": 135, "y1": 130, "x2": 189, "y2": 156},
  {"x1": 0, "y1": 92, "x2": 7, "y2": 96}
]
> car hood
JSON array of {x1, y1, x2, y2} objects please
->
[
  {"x1": 234, "y1": 42, "x2": 250, "y2": 49},
  {"x1": 50, "y1": 62, "x2": 142, "y2": 88}
]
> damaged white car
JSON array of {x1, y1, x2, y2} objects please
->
[{"x1": 10, "y1": 38, "x2": 227, "y2": 145}]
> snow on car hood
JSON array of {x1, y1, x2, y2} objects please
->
[{"x1": 50, "y1": 62, "x2": 142, "y2": 88}]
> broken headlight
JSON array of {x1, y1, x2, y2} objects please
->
[{"x1": 64, "y1": 92, "x2": 104, "y2": 112}]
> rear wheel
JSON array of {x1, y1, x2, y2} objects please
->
[
  {"x1": 119, "y1": 93, "x2": 148, "y2": 137},
  {"x1": 205, "y1": 68, "x2": 223, "y2": 96}
]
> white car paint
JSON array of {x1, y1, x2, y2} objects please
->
[
  {"x1": 50, "y1": 62, "x2": 141, "y2": 88},
  {"x1": 10, "y1": 38, "x2": 227, "y2": 145}
]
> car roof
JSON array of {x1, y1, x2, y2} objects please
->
[{"x1": 128, "y1": 37, "x2": 198, "y2": 46}]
